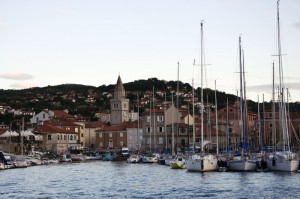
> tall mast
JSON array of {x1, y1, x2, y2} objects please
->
[
  {"x1": 176, "y1": 62, "x2": 179, "y2": 154},
  {"x1": 226, "y1": 98, "x2": 229, "y2": 152},
  {"x1": 239, "y1": 36, "x2": 245, "y2": 147},
  {"x1": 137, "y1": 92, "x2": 140, "y2": 152},
  {"x1": 263, "y1": 94, "x2": 266, "y2": 147},
  {"x1": 149, "y1": 92, "x2": 152, "y2": 152},
  {"x1": 200, "y1": 21, "x2": 204, "y2": 153},
  {"x1": 242, "y1": 49, "x2": 248, "y2": 145},
  {"x1": 272, "y1": 62, "x2": 276, "y2": 150},
  {"x1": 192, "y1": 79, "x2": 195, "y2": 151},
  {"x1": 171, "y1": 92, "x2": 174, "y2": 155},
  {"x1": 153, "y1": 86, "x2": 156, "y2": 152},
  {"x1": 257, "y1": 95, "x2": 261, "y2": 150},
  {"x1": 215, "y1": 80, "x2": 219, "y2": 154},
  {"x1": 164, "y1": 92, "x2": 167, "y2": 150}
]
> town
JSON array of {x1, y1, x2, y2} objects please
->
[{"x1": 0, "y1": 75, "x2": 299, "y2": 171}]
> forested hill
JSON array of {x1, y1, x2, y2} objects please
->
[{"x1": 0, "y1": 78, "x2": 299, "y2": 121}]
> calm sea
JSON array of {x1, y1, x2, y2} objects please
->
[{"x1": 0, "y1": 161, "x2": 299, "y2": 198}]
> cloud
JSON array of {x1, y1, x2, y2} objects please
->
[
  {"x1": 294, "y1": 22, "x2": 300, "y2": 29},
  {"x1": 0, "y1": 73, "x2": 34, "y2": 80},
  {"x1": 248, "y1": 82, "x2": 300, "y2": 92},
  {"x1": 10, "y1": 82, "x2": 36, "y2": 89}
]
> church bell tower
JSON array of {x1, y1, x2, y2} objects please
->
[{"x1": 110, "y1": 76, "x2": 129, "y2": 125}]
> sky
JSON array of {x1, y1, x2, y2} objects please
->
[{"x1": 0, "y1": 0, "x2": 299, "y2": 102}]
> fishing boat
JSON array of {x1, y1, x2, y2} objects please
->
[
  {"x1": 265, "y1": 0, "x2": 299, "y2": 172},
  {"x1": 186, "y1": 21, "x2": 218, "y2": 172},
  {"x1": 227, "y1": 36, "x2": 256, "y2": 171}
]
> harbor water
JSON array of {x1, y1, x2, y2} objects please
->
[{"x1": 1, "y1": 161, "x2": 299, "y2": 198}]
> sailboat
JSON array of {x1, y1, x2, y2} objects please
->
[
  {"x1": 266, "y1": 0, "x2": 299, "y2": 172},
  {"x1": 227, "y1": 36, "x2": 257, "y2": 171},
  {"x1": 186, "y1": 21, "x2": 218, "y2": 172}
]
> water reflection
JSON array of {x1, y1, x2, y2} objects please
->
[{"x1": 0, "y1": 161, "x2": 299, "y2": 198}]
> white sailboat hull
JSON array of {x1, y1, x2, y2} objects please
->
[
  {"x1": 186, "y1": 154, "x2": 218, "y2": 172},
  {"x1": 267, "y1": 152, "x2": 299, "y2": 172},
  {"x1": 228, "y1": 157, "x2": 257, "y2": 171}
]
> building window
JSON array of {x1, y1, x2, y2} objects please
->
[
  {"x1": 99, "y1": 133, "x2": 102, "y2": 138},
  {"x1": 157, "y1": 116, "x2": 164, "y2": 122},
  {"x1": 147, "y1": 116, "x2": 151, "y2": 122},
  {"x1": 147, "y1": 127, "x2": 152, "y2": 133},
  {"x1": 124, "y1": 103, "x2": 127, "y2": 108},
  {"x1": 75, "y1": 128, "x2": 78, "y2": 132},
  {"x1": 43, "y1": 113, "x2": 45, "y2": 119},
  {"x1": 100, "y1": 142, "x2": 103, "y2": 147},
  {"x1": 57, "y1": 135, "x2": 60, "y2": 140},
  {"x1": 109, "y1": 133, "x2": 112, "y2": 138},
  {"x1": 109, "y1": 140, "x2": 113, "y2": 148},
  {"x1": 157, "y1": 127, "x2": 164, "y2": 133},
  {"x1": 120, "y1": 141, "x2": 124, "y2": 146},
  {"x1": 120, "y1": 132, "x2": 123, "y2": 137},
  {"x1": 159, "y1": 137, "x2": 164, "y2": 144},
  {"x1": 269, "y1": 123, "x2": 272, "y2": 128},
  {"x1": 48, "y1": 135, "x2": 52, "y2": 140},
  {"x1": 64, "y1": 135, "x2": 67, "y2": 140},
  {"x1": 70, "y1": 135, "x2": 73, "y2": 140},
  {"x1": 114, "y1": 103, "x2": 118, "y2": 108}
]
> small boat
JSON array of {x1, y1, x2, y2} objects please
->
[
  {"x1": 142, "y1": 153, "x2": 159, "y2": 163},
  {"x1": 59, "y1": 154, "x2": 72, "y2": 162},
  {"x1": 127, "y1": 154, "x2": 142, "y2": 163},
  {"x1": 85, "y1": 151, "x2": 102, "y2": 161},
  {"x1": 169, "y1": 156, "x2": 186, "y2": 169},
  {"x1": 69, "y1": 147, "x2": 86, "y2": 162},
  {"x1": 102, "y1": 151, "x2": 114, "y2": 161}
]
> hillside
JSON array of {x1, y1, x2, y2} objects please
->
[{"x1": 1, "y1": 78, "x2": 299, "y2": 123}]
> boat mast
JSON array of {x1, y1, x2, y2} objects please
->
[
  {"x1": 215, "y1": 80, "x2": 219, "y2": 154},
  {"x1": 258, "y1": 95, "x2": 262, "y2": 151},
  {"x1": 277, "y1": 0, "x2": 288, "y2": 151},
  {"x1": 238, "y1": 36, "x2": 245, "y2": 151},
  {"x1": 272, "y1": 62, "x2": 276, "y2": 150},
  {"x1": 171, "y1": 92, "x2": 175, "y2": 155},
  {"x1": 164, "y1": 92, "x2": 167, "y2": 150},
  {"x1": 242, "y1": 49, "x2": 247, "y2": 149},
  {"x1": 149, "y1": 92, "x2": 152, "y2": 152},
  {"x1": 137, "y1": 92, "x2": 140, "y2": 152},
  {"x1": 192, "y1": 79, "x2": 195, "y2": 152},
  {"x1": 176, "y1": 62, "x2": 179, "y2": 154},
  {"x1": 200, "y1": 21, "x2": 204, "y2": 153},
  {"x1": 153, "y1": 86, "x2": 156, "y2": 152}
]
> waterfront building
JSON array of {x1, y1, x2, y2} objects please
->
[
  {"x1": 95, "y1": 123, "x2": 127, "y2": 149},
  {"x1": 34, "y1": 124, "x2": 79, "y2": 154}
]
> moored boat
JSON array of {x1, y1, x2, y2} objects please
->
[{"x1": 169, "y1": 155, "x2": 186, "y2": 169}]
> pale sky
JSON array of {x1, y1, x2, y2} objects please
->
[{"x1": 0, "y1": 0, "x2": 299, "y2": 102}]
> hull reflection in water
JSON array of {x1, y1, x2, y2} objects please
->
[{"x1": 0, "y1": 161, "x2": 300, "y2": 198}]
